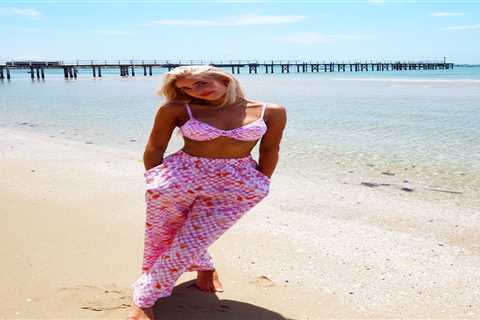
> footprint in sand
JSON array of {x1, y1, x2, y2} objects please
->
[
  {"x1": 252, "y1": 275, "x2": 276, "y2": 288},
  {"x1": 56, "y1": 284, "x2": 131, "y2": 311}
]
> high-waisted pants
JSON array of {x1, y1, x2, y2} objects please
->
[{"x1": 131, "y1": 150, "x2": 271, "y2": 308}]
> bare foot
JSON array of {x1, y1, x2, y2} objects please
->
[
  {"x1": 195, "y1": 269, "x2": 224, "y2": 293},
  {"x1": 127, "y1": 302, "x2": 155, "y2": 320}
]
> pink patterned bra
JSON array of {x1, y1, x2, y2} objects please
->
[{"x1": 179, "y1": 102, "x2": 268, "y2": 142}]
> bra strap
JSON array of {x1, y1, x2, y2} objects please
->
[
  {"x1": 260, "y1": 103, "x2": 267, "y2": 119},
  {"x1": 185, "y1": 102, "x2": 193, "y2": 119}
]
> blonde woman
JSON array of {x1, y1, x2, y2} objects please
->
[{"x1": 128, "y1": 65, "x2": 287, "y2": 320}]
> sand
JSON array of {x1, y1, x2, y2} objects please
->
[{"x1": 1, "y1": 127, "x2": 479, "y2": 319}]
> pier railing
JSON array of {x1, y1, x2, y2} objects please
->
[
  {"x1": 0, "y1": 59, "x2": 447, "y2": 67},
  {"x1": 0, "y1": 59, "x2": 454, "y2": 80}
]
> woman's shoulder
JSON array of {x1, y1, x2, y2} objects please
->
[
  {"x1": 156, "y1": 99, "x2": 188, "y2": 115},
  {"x1": 261, "y1": 102, "x2": 286, "y2": 125},
  {"x1": 261, "y1": 102, "x2": 286, "y2": 116},
  {"x1": 151, "y1": 100, "x2": 189, "y2": 127},
  {"x1": 246, "y1": 101, "x2": 284, "y2": 110},
  {"x1": 263, "y1": 102, "x2": 285, "y2": 109},
  {"x1": 245, "y1": 101, "x2": 286, "y2": 116}
]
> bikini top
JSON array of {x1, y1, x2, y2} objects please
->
[{"x1": 179, "y1": 102, "x2": 268, "y2": 142}]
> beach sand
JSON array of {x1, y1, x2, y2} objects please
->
[{"x1": 1, "y1": 127, "x2": 479, "y2": 319}]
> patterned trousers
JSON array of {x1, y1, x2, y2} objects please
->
[{"x1": 131, "y1": 150, "x2": 271, "y2": 308}]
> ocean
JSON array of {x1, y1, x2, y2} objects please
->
[{"x1": 1, "y1": 66, "x2": 479, "y2": 192}]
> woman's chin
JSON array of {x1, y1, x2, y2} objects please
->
[
  {"x1": 199, "y1": 94, "x2": 221, "y2": 100},
  {"x1": 198, "y1": 96, "x2": 216, "y2": 101},
  {"x1": 191, "y1": 94, "x2": 225, "y2": 103}
]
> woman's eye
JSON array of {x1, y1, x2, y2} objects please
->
[{"x1": 181, "y1": 81, "x2": 208, "y2": 91}]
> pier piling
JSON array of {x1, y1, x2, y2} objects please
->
[{"x1": 0, "y1": 59, "x2": 454, "y2": 80}]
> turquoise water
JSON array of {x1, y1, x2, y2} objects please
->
[{"x1": 1, "y1": 66, "x2": 479, "y2": 190}]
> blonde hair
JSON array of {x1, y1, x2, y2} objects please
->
[{"x1": 157, "y1": 65, "x2": 245, "y2": 108}]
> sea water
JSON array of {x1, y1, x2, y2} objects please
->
[{"x1": 1, "y1": 66, "x2": 479, "y2": 192}]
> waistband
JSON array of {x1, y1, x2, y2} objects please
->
[{"x1": 168, "y1": 150, "x2": 255, "y2": 166}]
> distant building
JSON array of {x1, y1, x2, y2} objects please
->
[{"x1": 6, "y1": 61, "x2": 62, "y2": 67}]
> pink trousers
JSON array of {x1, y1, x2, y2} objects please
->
[{"x1": 131, "y1": 150, "x2": 270, "y2": 308}]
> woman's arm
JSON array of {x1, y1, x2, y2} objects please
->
[
  {"x1": 257, "y1": 104, "x2": 287, "y2": 178},
  {"x1": 143, "y1": 102, "x2": 181, "y2": 171}
]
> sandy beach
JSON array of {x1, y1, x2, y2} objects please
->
[{"x1": 2, "y1": 127, "x2": 479, "y2": 319}]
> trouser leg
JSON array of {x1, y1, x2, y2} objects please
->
[
  {"x1": 186, "y1": 250, "x2": 215, "y2": 272},
  {"x1": 132, "y1": 189, "x2": 267, "y2": 308},
  {"x1": 132, "y1": 151, "x2": 271, "y2": 308},
  {"x1": 141, "y1": 188, "x2": 191, "y2": 273},
  {"x1": 143, "y1": 188, "x2": 214, "y2": 273}
]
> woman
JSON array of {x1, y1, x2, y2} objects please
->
[{"x1": 128, "y1": 65, "x2": 287, "y2": 320}]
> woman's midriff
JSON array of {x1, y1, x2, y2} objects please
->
[{"x1": 182, "y1": 136, "x2": 258, "y2": 159}]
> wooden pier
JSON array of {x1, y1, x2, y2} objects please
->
[{"x1": 0, "y1": 59, "x2": 454, "y2": 80}]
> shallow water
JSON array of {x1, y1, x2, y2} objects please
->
[{"x1": 1, "y1": 66, "x2": 479, "y2": 192}]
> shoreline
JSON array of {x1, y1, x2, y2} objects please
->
[
  {"x1": 2, "y1": 127, "x2": 479, "y2": 319},
  {"x1": 7, "y1": 123, "x2": 480, "y2": 201}
]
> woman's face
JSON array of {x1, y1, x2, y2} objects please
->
[{"x1": 175, "y1": 75, "x2": 229, "y2": 101}]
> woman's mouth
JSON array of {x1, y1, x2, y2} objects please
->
[{"x1": 199, "y1": 90, "x2": 215, "y2": 97}]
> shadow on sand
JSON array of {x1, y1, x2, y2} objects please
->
[{"x1": 152, "y1": 279, "x2": 294, "y2": 320}]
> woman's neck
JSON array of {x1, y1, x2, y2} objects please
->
[{"x1": 190, "y1": 97, "x2": 247, "y2": 110}]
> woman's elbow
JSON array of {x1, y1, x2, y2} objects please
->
[{"x1": 144, "y1": 142, "x2": 166, "y2": 156}]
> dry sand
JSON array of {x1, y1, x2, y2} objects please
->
[{"x1": 1, "y1": 128, "x2": 479, "y2": 319}]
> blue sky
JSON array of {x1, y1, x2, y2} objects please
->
[{"x1": 1, "y1": 1, "x2": 479, "y2": 64}]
